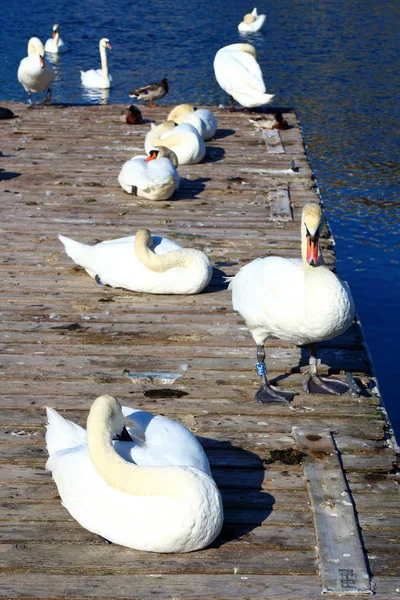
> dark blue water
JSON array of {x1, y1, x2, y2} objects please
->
[{"x1": 1, "y1": 0, "x2": 399, "y2": 438}]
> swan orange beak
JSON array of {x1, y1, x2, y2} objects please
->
[
  {"x1": 306, "y1": 235, "x2": 319, "y2": 266},
  {"x1": 145, "y1": 150, "x2": 158, "y2": 163},
  {"x1": 106, "y1": 42, "x2": 112, "y2": 50}
]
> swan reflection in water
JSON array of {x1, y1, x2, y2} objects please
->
[{"x1": 81, "y1": 86, "x2": 110, "y2": 104}]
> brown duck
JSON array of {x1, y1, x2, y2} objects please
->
[{"x1": 129, "y1": 77, "x2": 168, "y2": 108}]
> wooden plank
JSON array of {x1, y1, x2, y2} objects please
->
[
  {"x1": 268, "y1": 188, "x2": 293, "y2": 222},
  {"x1": 293, "y1": 428, "x2": 372, "y2": 595},
  {"x1": 262, "y1": 129, "x2": 285, "y2": 153}
]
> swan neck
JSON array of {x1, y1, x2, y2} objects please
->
[
  {"x1": 135, "y1": 232, "x2": 191, "y2": 273},
  {"x1": 87, "y1": 408, "x2": 188, "y2": 497},
  {"x1": 54, "y1": 31, "x2": 60, "y2": 47},
  {"x1": 100, "y1": 45, "x2": 109, "y2": 81}
]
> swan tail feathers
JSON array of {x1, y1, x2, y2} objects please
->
[
  {"x1": 45, "y1": 407, "x2": 87, "y2": 458},
  {"x1": 58, "y1": 234, "x2": 87, "y2": 262}
]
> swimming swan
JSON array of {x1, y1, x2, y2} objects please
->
[
  {"x1": 145, "y1": 120, "x2": 206, "y2": 165},
  {"x1": 44, "y1": 24, "x2": 68, "y2": 54},
  {"x1": 59, "y1": 228, "x2": 213, "y2": 294},
  {"x1": 46, "y1": 395, "x2": 223, "y2": 552},
  {"x1": 238, "y1": 7, "x2": 266, "y2": 33},
  {"x1": 230, "y1": 202, "x2": 355, "y2": 403},
  {"x1": 118, "y1": 146, "x2": 180, "y2": 200},
  {"x1": 213, "y1": 43, "x2": 274, "y2": 109},
  {"x1": 167, "y1": 104, "x2": 218, "y2": 141},
  {"x1": 17, "y1": 37, "x2": 55, "y2": 105},
  {"x1": 81, "y1": 38, "x2": 112, "y2": 89}
]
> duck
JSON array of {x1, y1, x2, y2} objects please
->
[
  {"x1": 44, "y1": 24, "x2": 68, "y2": 54},
  {"x1": 122, "y1": 105, "x2": 143, "y2": 125},
  {"x1": 229, "y1": 202, "x2": 356, "y2": 403},
  {"x1": 17, "y1": 37, "x2": 55, "y2": 105},
  {"x1": 129, "y1": 77, "x2": 168, "y2": 108},
  {"x1": 81, "y1": 38, "x2": 112, "y2": 89},
  {"x1": 167, "y1": 104, "x2": 218, "y2": 141},
  {"x1": 118, "y1": 146, "x2": 180, "y2": 201},
  {"x1": 145, "y1": 120, "x2": 206, "y2": 165},
  {"x1": 250, "y1": 112, "x2": 290, "y2": 130},
  {"x1": 213, "y1": 43, "x2": 274, "y2": 109},
  {"x1": 238, "y1": 7, "x2": 266, "y2": 33},
  {"x1": 59, "y1": 228, "x2": 213, "y2": 294},
  {"x1": 46, "y1": 395, "x2": 223, "y2": 552}
]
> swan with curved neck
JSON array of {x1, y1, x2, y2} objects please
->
[
  {"x1": 17, "y1": 37, "x2": 55, "y2": 105},
  {"x1": 238, "y1": 7, "x2": 266, "y2": 33},
  {"x1": 81, "y1": 38, "x2": 112, "y2": 89},
  {"x1": 230, "y1": 202, "x2": 356, "y2": 403},
  {"x1": 118, "y1": 146, "x2": 180, "y2": 200},
  {"x1": 58, "y1": 228, "x2": 213, "y2": 294},
  {"x1": 144, "y1": 120, "x2": 205, "y2": 165},
  {"x1": 46, "y1": 395, "x2": 223, "y2": 552},
  {"x1": 167, "y1": 104, "x2": 218, "y2": 141},
  {"x1": 45, "y1": 24, "x2": 67, "y2": 54},
  {"x1": 214, "y1": 43, "x2": 274, "y2": 109}
]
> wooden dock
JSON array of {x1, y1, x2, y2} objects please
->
[{"x1": 0, "y1": 102, "x2": 399, "y2": 599}]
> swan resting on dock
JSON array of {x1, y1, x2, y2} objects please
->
[
  {"x1": 167, "y1": 104, "x2": 218, "y2": 141},
  {"x1": 213, "y1": 43, "x2": 274, "y2": 109},
  {"x1": 238, "y1": 8, "x2": 266, "y2": 33},
  {"x1": 118, "y1": 146, "x2": 180, "y2": 200},
  {"x1": 230, "y1": 202, "x2": 356, "y2": 403},
  {"x1": 144, "y1": 120, "x2": 206, "y2": 165},
  {"x1": 46, "y1": 395, "x2": 224, "y2": 552},
  {"x1": 81, "y1": 38, "x2": 112, "y2": 89},
  {"x1": 17, "y1": 37, "x2": 55, "y2": 105},
  {"x1": 59, "y1": 228, "x2": 213, "y2": 294}
]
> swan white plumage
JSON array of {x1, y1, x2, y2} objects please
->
[
  {"x1": 167, "y1": 104, "x2": 218, "y2": 141},
  {"x1": 46, "y1": 395, "x2": 224, "y2": 552},
  {"x1": 213, "y1": 43, "x2": 274, "y2": 108},
  {"x1": 17, "y1": 37, "x2": 55, "y2": 104},
  {"x1": 44, "y1": 24, "x2": 68, "y2": 54},
  {"x1": 144, "y1": 120, "x2": 206, "y2": 165},
  {"x1": 118, "y1": 146, "x2": 180, "y2": 200},
  {"x1": 230, "y1": 202, "x2": 355, "y2": 403},
  {"x1": 238, "y1": 7, "x2": 266, "y2": 33},
  {"x1": 59, "y1": 228, "x2": 213, "y2": 294},
  {"x1": 81, "y1": 38, "x2": 112, "y2": 89}
]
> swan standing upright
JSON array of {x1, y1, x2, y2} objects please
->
[
  {"x1": 59, "y1": 228, "x2": 212, "y2": 294},
  {"x1": 118, "y1": 146, "x2": 180, "y2": 200},
  {"x1": 45, "y1": 24, "x2": 68, "y2": 54},
  {"x1": 214, "y1": 43, "x2": 274, "y2": 109},
  {"x1": 17, "y1": 37, "x2": 55, "y2": 105},
  {"x1": 230, "y1": 203, "x2": 357, "y2": 403},
  {"x1": 81, "y1": 38, "x2": 112, "y2": 89},
  {"x1": 238, "y1": 8, "x2": 266, "y2": 33},
  {"x1": 46, "y1": 395, "x2": 224, "y2": 552}
]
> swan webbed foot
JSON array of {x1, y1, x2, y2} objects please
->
[
  {"x1": 302, "y1": 370, "x2": 350, "y2": 396},
  {"x1": 255, "y1": 383, "x2": 294, "y2": 404},
  {"x1": 95, "y1": 274, "x2": 105, "y2": 286},
  {"x1": 43, "y1": 88, "x2": 52, "y2": 105},
  {"x1": 98, "y1": 535, "x2": 112, "y2": 544}
]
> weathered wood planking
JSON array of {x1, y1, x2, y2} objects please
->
[{"x1": 0, "y1": 103, "x2": 398, "y2": 599}]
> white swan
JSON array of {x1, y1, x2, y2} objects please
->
[
  {"x1": 44, "y1": 24, "x2": 68, "y2": 54},
  {"x1": 213, "y1": 43, "x2": 274, "y2": 108},
  {"x1": 230, "y1": 202, "x2": 356, "y2": 403},
  {"x1": 59, "y1": 228, "x2": 213, "y2": 294},
  {"x1": 118, "y1": 146, "x2": 180, "y2": 200},
  {"x1": 167, "y1": 104, "x2": 218, "y2": 141},
  {"x1": 46, "y1": 395, "x2": 223, "y2": 552},
  {"x1": 145, "y1": 120, "x2": 206, "y2": 165},
  {"x1": 81, "y1": 38, "x2": 112, "y2": 89},
  {"x1": 238, "y1": 7, "x2": 266, "y2": 33},
  {"x1": 17, "y1": 37, "x2": 55, "y2": 104}
]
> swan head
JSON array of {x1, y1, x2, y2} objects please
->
[
  {"x1": 243, "y1": 13, "x2": 256, "y2": 24},
  {"x1": 99, "y1": 38, "x2": 112, "y2": 50},
  {"x1": 87, "y1": 394, "x2": 128, "y2": 440},
  {"x1": 146, "y1": 146, "x2": 179, "y2": 167},
  {"x1": 52, "y1": 24, "x2": 59, "y2": 36},
  {"x1": 27, "y1": 37, "x2": 45, "y2": 55},
  {"x1": 167, "y1": 104, "x2": 196, "y2": 121},
  {"x1": 302, "y1": 203, "x2": 323, "y2": 266}
]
